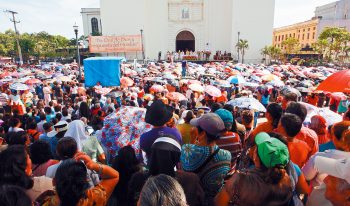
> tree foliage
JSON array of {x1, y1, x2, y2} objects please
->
[
  {"x1": 236, "y1": 39, "x2": 249, "y2": 63},
  {"x1": 0, "y1": 29, "x2": 72, "y2": 61},
  {"x1": 318, "y1": 27, "x2": 350, "y2": 62}
]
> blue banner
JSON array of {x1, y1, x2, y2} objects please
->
[{"x1": 83, "y1": 57, "x2": 122, "y2": 87}]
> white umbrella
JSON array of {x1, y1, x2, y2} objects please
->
[
  {"x1": 227, "y1": 97, "x2": 266, "y2": 112},
  {"x1": 9, "y1": 82, "x2": 29, "y2": 91}
]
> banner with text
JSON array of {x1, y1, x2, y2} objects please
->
[{"x1": 89, "y1": 35, "x2": 142, "y2": 53}]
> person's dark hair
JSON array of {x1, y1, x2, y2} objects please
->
[
  {"x1": 55, "y1": 159, "x2": 90, "y2": 206},
  {"x1": 44, "y1": 107, "x2": 52, "y2": 115},
  {"x1": 0, "y1": 145, "x2": 34, "y2": 189},
  {"x1": 56, "y1": 137, "x2": 78, "y2": 160},
  {"x1": 267, "y1": 103, "x2": 283, "y2": 129},
  {"x1": 48, "y1": 101, "x2": 54, "y2": 107},
  {"x1": 284, "y1": 93, "x2": 298, "y2": 102},
  {"x1": 55, "y1": 113, "x2": 62, "y2": 121},
  {"x1": 138, "y1": 174, "x2": 187, "y2": 206},
  {"x1": 29, "y1": 140, "x2": 52, "y2": 165},
  {"x1": 9, "y1": 118, "x2": 20, "y2": 128},
  {"x1": 0, "y1": 185, "x2": 32, "y2": 206},
  {"x1": 285, "y1": 102, "x2": 307, "y2": 122},
  {"x1": 62, "y1": 108, "x2": 69, "y2": 117},
  {"x1": 43, "y1": 122, "x2": 53, "y2": 132},
  {"x1": 242, "y1": 110, "x2": 253, "y2": 124},
  {"x1": 184, "y1": 111, "x2": 194, "y2": 123},
  {"x1": 54, "y1": 105, "x2": 61, "y2": 113},
  {"x1": 280, "y1": 113, "x2": 303, "y2": 137},
  {"x1": 211, "y1": 102, "x2": 222, "y2": 112},
  {"x1": 7, "y1": 131, "x2": 28, "y2": 146},
  {"x1": 79, "y1": 102, "x2": 91, "y2": 120},
  {"x1": 26, "y1": 120, "x2": 37, "y2": 130},
  {"x1": 39, "y1": 113, "x2": 46, "y2": 121},
  {"x1": 110, "y1": 146, "x2": 141, "y2": 205},
  {"x1": 231, "y1": 169, "x2": 292, "y2": 206}
]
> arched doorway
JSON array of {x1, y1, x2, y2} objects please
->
[{"x1": 176, "y1": 31, "x2": 195, "y2": 52}]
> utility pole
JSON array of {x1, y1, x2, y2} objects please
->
[{"x1": 5, "y1": 10, "x2": 23, "y2": 65}]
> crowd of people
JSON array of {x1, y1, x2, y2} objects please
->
[{"x1": 0, "y1": 61, "x2": 349, "y2": 206}]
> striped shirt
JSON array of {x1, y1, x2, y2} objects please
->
[{"x1": 216, "y1": 132, "x2": 243, "y2": 164}]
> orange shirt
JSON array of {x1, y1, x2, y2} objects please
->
[
  {"x1": 307, "y1": 96, "x2": 318, "y2": 106},
  {"x1": 287, "y1": 138, "x2": 312, "y2": 168},
  {"x1": 250, "y1": 122, "x2": 274, "y2": 140},
  {"x1": 295, "y1": 126, "x2": 318, "y2": 156}
]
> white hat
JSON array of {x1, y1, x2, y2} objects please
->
[
  {"x1": 315, "y1": 156, "x2": 350, "y2": 184},
  {"x1": 47, "y1": 121, "x2": 68, "y2": 138}
]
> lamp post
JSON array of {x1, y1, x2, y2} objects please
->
[
  {"x1": 73, "y1": 23, "x2": 81, "y2": 82},
  {"x1": 237, "y1": 31, "x2": 240, "y2": 63},
  {"x1": 140, "y1": 29, "x2": 145, "y2": 61}
]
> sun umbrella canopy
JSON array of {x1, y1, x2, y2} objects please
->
[
  {"x1": 120, "y1": 77, "x2": 134, "y2": 87},
  {"x1": 227, "y1": 75, "x2": 246, "y2": 84},
  {"x1": 261, "y1": 74, "x2": 280, "y2": 82},
  {"x1": 150, "y1": 84, "x2": 165, "y2": 93},
  {"x1": 189, "y1": 84, "x2": 204, "y2": 92},
  {"x1": 101, "y1": 106, "x2": 151, "y2": 157},
  {"x1": 25, "y1": 78, "x2": 42, "y2": 85},
  {"x1": 166, "y1": 92, "x2": 187, "y2": 101},
  {"x1": 227, "y1": 97, "x2": 266, "y2": 112},
  {"x1": 9, "y1": 82, "x2": 29, "y2": 91},
  {"x1": 95, "y1": 88, "x2": 113, "y2": 96},
  {"x1": 205, "y1": 85, "x2": 221, "y2": 97},
  {"x1": 57, "y1": 76, "x2": 71, "y2": 82},
  {"x1": 316, "y1": 69, "x2": 350, "y2": 92},
  {"x1": 280, "y1": 87, "x2": 302, "y2": 97},
  {"x1": 299, "y1": 102, "x2": 342, "y2": 126}
]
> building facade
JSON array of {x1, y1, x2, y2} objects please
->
[
  {"x1": 81, "y1": 8, "x2": 102, "y2": 36},
  {"x1": 273, "y1": 0, "x2": 350, "y2": 54},
  {"x1": 273, "y1": 18, "x2": 319, "y2": 50},
  {"x1": 96, "y1": 0, "x2": 275, "y2": 62}
]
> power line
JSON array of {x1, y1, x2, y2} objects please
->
[{"x1": 4, "y1": 10, "x2": 23, "y2": 65}]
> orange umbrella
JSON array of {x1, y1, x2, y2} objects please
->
[{"x1": 316, "y1": 70, "x2": 350, "y2": 93}]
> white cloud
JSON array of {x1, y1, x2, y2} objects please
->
[{"x1": 0, "y1": 0, "x2": 339, "y2": 37}]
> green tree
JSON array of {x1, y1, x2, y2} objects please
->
[
  {"x1": 319, "y1": 27, "x2": 350, "y2": 62},
  {"x1": 281, "y1": 37, "x2": 300, "y2": 55},
  {"x1": 236, "y1": 39, "x2": 249, "y2": 63},
  {"x1": 261, "y1": 46, "x2": 270, "y2": 65}
]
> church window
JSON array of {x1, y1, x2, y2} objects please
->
[{"x1": 91, "y1": 18, "x2": 99, "y2": 33}]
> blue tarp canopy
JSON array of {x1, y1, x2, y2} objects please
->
[{"x1": 83, "y1": 57, "x2": 122, "y2": 87}]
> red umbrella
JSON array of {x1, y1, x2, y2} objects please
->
[
  {"x1": 316, "y1": 70, "x2": 350, "y2": 92},
  {"x1": 25, "y1": 78, "x2": 42, "y2": 85},
  {"x1": 166, "y1": 92, "x2": 187, "y2": 102},
  {"x1": 205, "y1": 85, "x2": 221, "y2": 97},
  {"x1": 120, "y1": 77, "x2": 134, "y2": 87},
  {"x1": 150, "y1": 84, "x2": 165, "y2": 93}
]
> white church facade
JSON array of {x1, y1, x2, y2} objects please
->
[{"x1": 83, "y1": 0, "x2": 275, "y2": 63}]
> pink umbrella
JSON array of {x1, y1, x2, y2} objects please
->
[
  {"x1": 188, "y1": 80, "x2": 201, "y2": 85},
  {"x1": 189, "y1": 84, "x2": 204, "y2": 92},
  {"x1": 205, "y1": 85, "x2": 221, "y2": 97},
  {"x1": 25, "y1": 78, "x2": 42, "y2": 85},
  {"x1": 166, "y1": 92, "x2": 187, "y2": 101},
  {"x1": 150, "y1": 84, "x2": 165, "y2": 93},
  {"x1": 330, "y1": 92, "x2": 347, "y2": 101},
  {"x1": 120, "y1": 77, "x2": 134, "y2": 87}
]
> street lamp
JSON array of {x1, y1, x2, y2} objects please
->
[
  {"x1": 237, "y1": 31, "x2": 240, "y2": 63},
  {"x1": 140, "y1": 29, "x2": 145, "y2": 61},
  {"x1": 73, "y1": 23, "x2": 82, "y2": 82}
]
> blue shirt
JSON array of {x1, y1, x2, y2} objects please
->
[
  {"x1": 40, "y1": 133, "x2": 58, "y2": 157},
  {"x1": 319, "y1": 141, "x2": 336, "y2": 152}
]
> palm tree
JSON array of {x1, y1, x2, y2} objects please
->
[
  {"x1": 236, "y1": 39, "x2": 249, "y2": 63},
  {"x1": 261, "y1": 46, "x2": 269, "y2": 65}
]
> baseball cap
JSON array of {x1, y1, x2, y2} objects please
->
[
  {"x1": 190, "y1": 113, "x2": 225, "y2": 136},
  {"x1": 315, "y1": 156, "x2": 350, "y2": 184},
  {"x1": 255, "y1": 132, "x2": 290, "y2": 168},
  {"x1": 47, "y1": 121, "x2": 68, "y2": 138}
]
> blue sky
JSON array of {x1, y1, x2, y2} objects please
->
[{"x1": 0, "y1": 0, "x2": 336, "y2": 38}]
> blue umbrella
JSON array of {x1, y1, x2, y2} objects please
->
[{"x1": 227, "y1": 75, "x2": 246, "y2": 84}]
